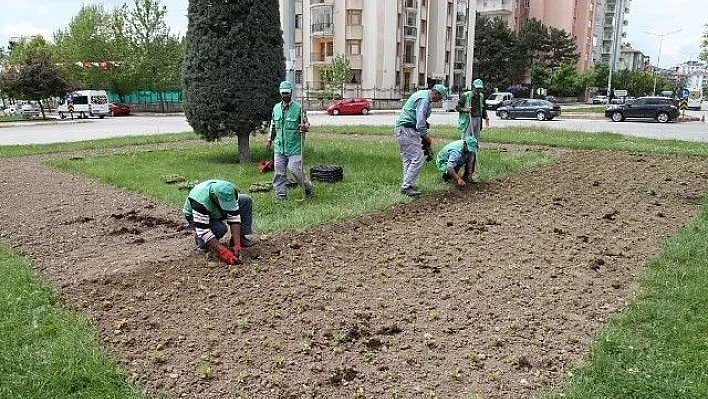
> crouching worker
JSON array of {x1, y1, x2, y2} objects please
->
[
  {"x1": 435, "y1": 136, "x2": 478, "y2": 187},
  {"x1": 183, "y1": 180, "x2": 255, "y2": 265}
]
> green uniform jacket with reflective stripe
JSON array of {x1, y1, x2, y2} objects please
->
[
  {"x1": 458, "y1": 91, "x2": 487, "y2": 133},
  {"x1": 272, "y1": 101, "x2": 303, "y2": 156},
  {"x1": 436, "y1": 139, "x2": 474, "y2": 172},
  {"x1": 395, "y1": 90, "x2": 431, "y2": 128},
  {"x1": 182, "y1": 180, "x2": 238, "y2": 221}
]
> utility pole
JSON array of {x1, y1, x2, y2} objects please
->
[
  {"x1": 284, "y1": 0, "x2": 296, "y2": 95},
  {"x1": 646, "y1": 28, "x2": 682, "y2": 96},
  {"x1": 606, "y1": 0, "x2": 624, "y2": 99}
]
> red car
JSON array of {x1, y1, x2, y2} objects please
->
[
  {"x1": 326, "y1": 98, "x2": 371, "y2": 115},
  {"x1": 109, "y1": 103, "x2": 131, "y2": 116}
]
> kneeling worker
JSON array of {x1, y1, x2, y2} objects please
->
[
  {"x1": 183, "y1": 180, "x2": 255, "y2": 265},
  {"x1": 435, "y1": 136, "x2": 478, "y2": 187}
]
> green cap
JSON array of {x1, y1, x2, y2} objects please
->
[
  {"x1": 433, "y1": 84, "x2": 449, "y2": 100},
  {"x1": 279, "y1": 81, "x2": 293, "y2": 93},
  {"x1": 465, "y1": 136, "x2": 478, "y2": 151},
  {"x1": 473, "y1": 79, "x2": 484, "y2": 89},
  {"x1": 211, "y1": 180, "x2": 237, "y2": 211}
]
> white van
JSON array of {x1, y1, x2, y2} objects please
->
[
  {"x1": 485, "y1": 92, "x2": 514, "y2": 110},
  {"x1": 57, "y1": 90, "x2": 110, "y2": 119}
]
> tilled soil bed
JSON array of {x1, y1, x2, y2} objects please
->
[{"x1": 1, "y1": 145, "x2": 708, "y2": 398}]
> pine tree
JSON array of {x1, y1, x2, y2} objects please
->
[{"x1": 183, "y1": 0, "x2": 285, "y2": 162}]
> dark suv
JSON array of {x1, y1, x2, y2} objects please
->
[{"x1": 604, "y1": 97, "x2": 679, "y2": 123}]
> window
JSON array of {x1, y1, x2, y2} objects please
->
[
  {"x1": 396, "y1": 72, "x2": 401, "y2": 86},
  {"x1": 295, "y1": 14, "x2": 302, "y2": 29},
  {"x1": 347, "y1": 40, "x2": 361, "y2": 55},
  {"x1": 346, "y1": 10, "x2": 362, "y2": 25},
  {"x1": 350, "y1": 69, "x2": 362, "y2": 84},
  {"x1": 295, "y1": 70, "x2": 302, "y2": 84},
  {"x1": 419, "y1": 73, "x2": 426, "y2": 87},
  {"x1": 295, "y1": 44, "x2": 302, "y2": 56}
]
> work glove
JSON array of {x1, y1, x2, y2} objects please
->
[
  {"x1": 217, "y1": 246, "x2": 239, "y2": 265},
  {"x1": 421, "y1": 136, "x2": 433, "y2": 162}
]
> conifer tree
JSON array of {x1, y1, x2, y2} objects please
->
[{"x1": 183, "y1": 0, "x2": 285, "y2": 162}]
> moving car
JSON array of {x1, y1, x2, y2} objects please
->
[
  {"x1": 109, "y1": 103, "x2": 131, "y2": 116},
  {"x1": 326, "y1": 98, "x2": 371, "y2": 115},
  {"x1": 496, "y1": 99, "x2": 561, "y2": 121},
  {"x1": 485, "y1": 92, "x2": 514, "y2": 110},
  {"x1": 604, "y1": 96, "x2": 679, "y2": 123}
]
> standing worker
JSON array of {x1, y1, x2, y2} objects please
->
[
  {"x1": 435, "y1": 136, "x2": 478, "y2": 187},
  {"x1": 183, "y1": 180, "x2": 256, "y2": 265},
  {"x1": 266, "y1": 81, "x2": 314, "y2": 200},
  {"x1": 394, "y1": 84, "x2": 448, "y2": 197},
  {"x1": 456, "y1": 79, "x2": 489, "y2": 141}
]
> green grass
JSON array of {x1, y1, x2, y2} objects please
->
[
  {"x1": 550, "y1": 199, "x2": 708, "y2": 398},
  {"x1": 0, "y1": 244, "x2": 146, "y2": 399},
  {"x1": 313, "y1": 125, "x2": 708, "y2": 157},
  {"x1": 51, "y1": 137, "x2": 553, "y2": 234},
  {"x1": 0, "y1": 132, "x2": 198, "y2": 158}
]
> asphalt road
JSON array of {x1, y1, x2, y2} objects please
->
[{"x1": 0, "y1": 109, "x2": 706, "y2": 145}]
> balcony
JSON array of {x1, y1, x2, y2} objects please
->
[
  {"x1": 402, "y1": 55, "x2": 416, "y2": 68},
  {"x1": 311, "y1": 4, "x2": 334, "y2": 36},
  {"x1": 311, "y1": 23, "x2": 334, "y2": 36},
  {"x1": 403, "y1": 25, "x2": 417, "y2": 38},
  {"x1": 477, "y1": 1, "x2": 513, "y2": 15},
  {"x1": 345, "y1": 0, "x2": 363, "y2": 9},
  {"x1": 454, "y1": 61, "x2": 465, "y2": 70},
  {"x1": 346, "y1": 25, "x2": 364, "y2": 40},
  {"x1": 311, "y1": 53, "x2": 333, "y2": 64},
  {"x1": 349, "y1": 54, "x2": 363, "y2": 69}
]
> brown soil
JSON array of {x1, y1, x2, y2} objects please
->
[{"x1": 2, "y1": 144, "x2": 708, "y2": 398}]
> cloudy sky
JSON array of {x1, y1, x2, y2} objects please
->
[{"x1": 1, "y1": 0, "x2": 706, "y2": 69}]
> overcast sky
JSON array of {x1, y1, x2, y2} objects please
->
[{"x1": 1, "y1": 0, "x2": 706, "y2": 69}]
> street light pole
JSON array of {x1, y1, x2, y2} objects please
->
[{"x1": 646, "y1": 28, "x2": 682, "y2": 96}]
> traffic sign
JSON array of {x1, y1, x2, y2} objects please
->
[
  {"x1": 614, "y1": 89, "x2": 628, "y2": 97},
  {"x1": 678, "y1": 88, "x2": 690, "y2": 99},
  {"x1": 67, "y1": 102, "x2": 74, "y2": 113},
  {"x1": 679, "y1": 99, "x2": 689, "y2": 110}
]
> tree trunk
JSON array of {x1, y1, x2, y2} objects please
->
[{"x1": 237, "y1": 133, "x2": 251, "y2": 163}]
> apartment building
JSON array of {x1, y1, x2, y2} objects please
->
[
  {"x1": 593, "y1": 0, "x2": 630, "y2": 67},
  {"x1": 279, "y1": 0, "x2": 477, "y2": 99},
  {"x1": 525, "y1": 0, "x2": 597, "y2": 70},
  {"x1": 618, "y1": 44, "x2": 647, "y2": 71}
]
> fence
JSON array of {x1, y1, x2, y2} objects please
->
[{"x1": 107, "y1": 91, "x2": 184, "y2": 112}]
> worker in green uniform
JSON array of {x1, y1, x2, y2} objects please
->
[{"x1": 436, "y1": 136, "x2": 478, "y2": 187}]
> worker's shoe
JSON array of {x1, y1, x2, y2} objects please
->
[
  {"x1": 240, "y1": 235, "x2": 257, "y2": 248},
  {"x1": 401, "y1": 187, "x2": 422, "y2": 197},
  {"x1": 305, "y1": 189, "x2": 314, "y2": 200}
]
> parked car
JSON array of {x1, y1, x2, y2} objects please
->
[
  {"x1": 326, "y1": 98, "x2": 371, "y2": 115},
  {"x1": 109, "y1": 103, "x2": 131, "y2": 116},
  {"x1": 496, "y1": 99, "x2": 561, "y2": 121},
  {"x1": 604, "y1": 96, "x2": 679, "y2": 123},
  {"x1": 485, "y1": 91, "x2": 514, "y2": 110},
  {"x1": 2, "y1": 105, "x2": 18, "y2": 115},
  {"x1": 443, "y1": 95, "x2": 459, "y2": 111},
  {"x1": 589, "y1": 95, "x2": 608, "y2": 104},
  {"x1": 20, "y1": 103, "x2": 41, "y2": 117}
]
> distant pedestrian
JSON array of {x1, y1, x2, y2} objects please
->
[{"x1": 394, "y1": 84, "x2": 449, "y2": 197}]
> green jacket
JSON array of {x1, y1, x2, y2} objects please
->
[
  {"x1": 272, "y1": 101, "x2": 304, "y2": 156},
  {"x1": 436, "y1": 139, "x2": 474, "y2": 172},
  {"x1": 458, "y1": 90, "x2": 487, "y2": 132},
  {"x1": 395, "y1": 90, "x2": 431, "y2": 129}
]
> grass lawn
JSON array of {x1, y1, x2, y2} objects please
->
[
  {"x1": 50, "y1": 136, "x2": 553, "y2": 234},
  {"x1": 0, "y1": 244, "x2": 147, "y2": 399}
]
